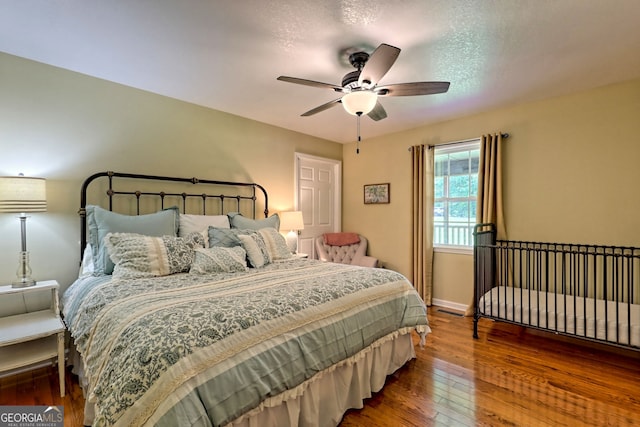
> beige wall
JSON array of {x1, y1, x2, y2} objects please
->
[
  {"x1": 0, "y1": 53, "x2": 342, "y2": 310},
  {"x1": 343, "y1": 77, "x2": 640, "y2": 307}
]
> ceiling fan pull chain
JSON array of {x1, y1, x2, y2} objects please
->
[{"x1": 356, "y1": 113, "x2": 361, "y2": 154}]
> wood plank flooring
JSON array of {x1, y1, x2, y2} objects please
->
[
  {"x1": 1, "y1": 306, "x2": 638, "y2": 426},
  {"x1": 341, "y1": 307, "x2": 640, "y2": 426}
]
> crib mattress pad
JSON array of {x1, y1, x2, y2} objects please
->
[{"x1": 479, "y1": 286, "x2": 640, "y2": 347}]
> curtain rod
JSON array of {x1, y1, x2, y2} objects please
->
[{"x1": 408, "y1": 133, "x2": 510, "y2": 151}]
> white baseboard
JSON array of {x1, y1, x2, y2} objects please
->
[{"x1": 431, "y1": 298, "x2": 468, "y2": 313}]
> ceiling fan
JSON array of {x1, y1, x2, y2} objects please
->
[{"x1": 277, "y1": 43, "x2": 450, "y2": 121}]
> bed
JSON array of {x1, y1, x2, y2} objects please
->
[
  {"x1": 62, "y1": 171, "x2": 430, "y2": 427},
  {"x1": 473, "y1": 223, "x2": 640, "y2": 350}
]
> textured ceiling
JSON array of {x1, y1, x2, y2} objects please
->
[{"x1": 1, "y1": 1, "x2": 640, "y2": 143}]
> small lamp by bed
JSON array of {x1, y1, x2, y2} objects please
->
[
  {"x1": 0, "y1": 174, "x2": 47, "y2": 288},
  {"x1": 279, "y1": 211, "x2": 304, "y2": 254}
]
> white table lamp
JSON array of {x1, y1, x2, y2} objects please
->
[
  {"x1": 0, "y1": 175, "x2": 47, "y2": 287},
  {"x1": 279, "y1": 211, "x2": 304, "y2": 254}
]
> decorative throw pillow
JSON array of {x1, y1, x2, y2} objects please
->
[
  {"x1": 208, "y1": 227, "x2": 244, "y2": 248},
  {"x1": 258, "y1": 228, "x2": 292, "y2": 260},
  {"x1": 190, "y1": 246, "x2": 248, "y2": 274},
  {"x1": 228, "y1": 212, "x2": 280, "y2": 231},
  {"x1": 104, "y1": 231, "x2": 205, "y2": 279},
  {"x1": 86, "y1": 205, "x2": 179, "y2": 275},
  {"x1": 238, "y1": 233, "x2": 271, "y2": 268}
]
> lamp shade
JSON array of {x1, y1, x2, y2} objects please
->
[
  {"x1": 0, "y1": 176, "x2": 47, "y2": 213},
  {"x1": 279, "y1": 211, "x2": 304, "y2": 231},
  {"x1": 341, "y1": 90, "x2": 377, "y2": 116}
]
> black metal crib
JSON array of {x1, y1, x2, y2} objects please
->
[{"x1": 473, "y1": 223, "x2": 640, "y2": 351}]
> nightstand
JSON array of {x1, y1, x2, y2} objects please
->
[
  {"x1": 294, "y1": 253, "x2": 309, "y2": 259},
  {"x1": 0, "y1": 280, "x2": 66, "y2": 397}
]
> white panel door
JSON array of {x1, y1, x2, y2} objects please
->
[{"x1": 295, "y1": 153, "x2": 341, "y2": 259}]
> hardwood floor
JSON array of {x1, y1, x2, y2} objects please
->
[
  {"x1": 1, "y1": 307, "x2": 638, "y2": 426},
  {"x1": 341, "y1": 307, "x2": 640, "y2": 427},
  {"x1": 0, "y1": 363, "x2": 85, "y2": 426}
]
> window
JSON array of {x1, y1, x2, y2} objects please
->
[{"x1": 434, "y1": 140, "x2": 480, "y2": 247}]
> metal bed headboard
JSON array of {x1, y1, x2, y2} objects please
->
[{"x1": 78, "y1": 171, "x2": 269, "y2": 259}]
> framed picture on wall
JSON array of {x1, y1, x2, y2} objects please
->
[{"x1": 364, "y1": 183, "x2": 390, "y2": 204}]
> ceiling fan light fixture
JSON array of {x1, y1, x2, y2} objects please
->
[
  {"x1": 341, "y1": 90, "x2": 377, "y2": 116},
  {"x1": 278, "y1": 43, "x2": 450, "y2": 121}
]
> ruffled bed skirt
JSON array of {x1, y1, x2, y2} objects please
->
[
  {"x1": 72, "y1": 330, "x2": 417, "y2": 426},
  {"x1": 227, "y1": 330, "x2": 416, "y2": 427}
]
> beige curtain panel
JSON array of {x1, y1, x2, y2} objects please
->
[
  {"x1": 465, "y1": 132, "x2": 507, "y2": 316},
  {"x1": 477, "y1": 133, "x2": 507, "y2": 238},
  {"x1": 411, "y1": 144, "x2": 434, "y2": 305}
]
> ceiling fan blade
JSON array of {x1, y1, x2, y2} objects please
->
[
  {"x1": 375, "y1": 81, "x2": 450, "y2": 97},
  {"x1": 277, "y1": 76, "x2": 344, "y2": 92},
  {"x1": 367, "y1": 101, "x2": 387, "y2": 121},
  {"x1": 301, "y1": 98, "x2": 342, "y2": 116},
  {"x1": 358, "y1": 43, "x2": 400, "y2": 87}
]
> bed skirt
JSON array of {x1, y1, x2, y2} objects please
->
[{"x1": 72, "y1": 331, "x2": 416, "y2": 426}]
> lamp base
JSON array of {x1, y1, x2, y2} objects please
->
[
  {"x1": 12, "y1": 251, "x2": 36, "y2": 288},
  {"x1": 285, "y1": 230, "x2": 298, "y2": 254}
]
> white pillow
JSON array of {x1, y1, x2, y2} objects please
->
[
  {"x1": 179, "y1": 214, "x2": 231, "y2": 246},
  {"x1": 78, "y1": 243, "x2": 95, "y2": 278}
]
